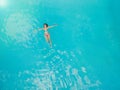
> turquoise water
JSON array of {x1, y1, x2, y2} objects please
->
[{"x1": 0, "y1": 0, "x2": 120, "y2": 90}]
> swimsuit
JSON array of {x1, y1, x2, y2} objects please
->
[{"x1": 44, "y1": 30, "x2": 50, "y2": 38}]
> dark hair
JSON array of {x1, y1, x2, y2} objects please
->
[{"x1": 43, "y1": 23, "x2": 48, "y2": 27}]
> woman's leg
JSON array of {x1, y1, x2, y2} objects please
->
[
  {"x1": 45, "y1": 34, "x2": 52, "y2": 47},
  {"x1": 48, "y1": 38, "x2": 52, "y2": 47},
  {"x1": 47, "y1": 36, "x2": 52, "y2": 47},
  {"x1": 45, "y1": 35, "x2": 49, "y2": 42}
]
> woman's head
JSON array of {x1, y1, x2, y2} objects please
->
[{"x1": 43, "y1": 23, "x2": 48, "y2": 28}]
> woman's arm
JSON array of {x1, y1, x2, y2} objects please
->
[
  {"x1": 48, "y1": 24, "x2": 58, "y2": 29},
  {"x1": 38, "y1": 28, "x2": 44, "y2": 31},
  {"x1": 33, "y1": 28, "x2": 43, "y2": 34}
]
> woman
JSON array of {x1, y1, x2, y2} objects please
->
[{"x1": 38, "y1": 23, "x2": 57, "y2": 47}]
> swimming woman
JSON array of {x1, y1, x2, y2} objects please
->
[{"x1": 38, "y1": 23, "x2": 57, "y2": 47}]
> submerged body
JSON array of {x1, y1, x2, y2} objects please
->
[
  {"x1": 44, "y1": 26, "x2": 52, "y2": 47},
  {"x1": 38, "y1": 23, "x2": 57, "y2": 47}
]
